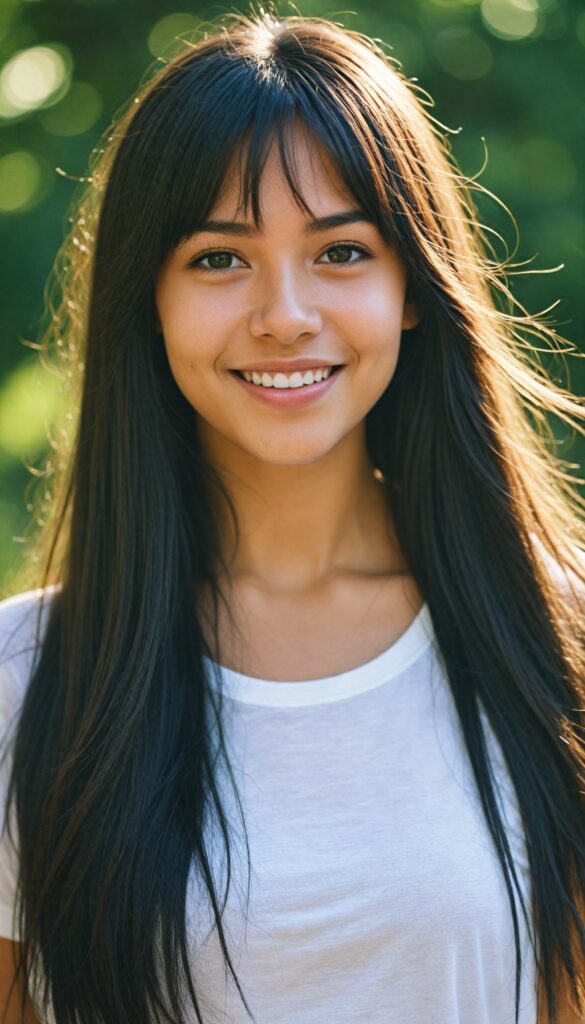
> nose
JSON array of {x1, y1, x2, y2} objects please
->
[{"x1": 248, "y1": 261, "x2": 323, "y2": 344}]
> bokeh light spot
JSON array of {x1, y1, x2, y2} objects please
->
[
  {"x1": 39, "y1": 80, "x2": 102, "y2": 136},
  {"x1": 0, "y1": 44, "x2": 72, "y2": 119},
  {"x1": 147, "y1": 13, "x2": 201, "y2": 58},
  {"x1": 0, "y1": 360, "x2": 61, "y2": 460},
  {"x1": 433, "y1": 26, "x2": 494, "y2": 78},
  {"x1": 481, "y1": 0, "x2": 539, "y2": 40},
  {"x1": 0, "y1": 151, "x2": 43, "y2": 213}
]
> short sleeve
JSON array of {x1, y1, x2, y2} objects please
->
[
  {"x1": 0, "y1": 660, "x2": 24, "y2": 941},
  {"x1": 0, "y1": 586, "x2": 59, "y2": 942}
]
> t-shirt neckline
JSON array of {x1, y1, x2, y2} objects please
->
[{"x1": 202, "y1": 602, "x2": 434, "y2": 707}]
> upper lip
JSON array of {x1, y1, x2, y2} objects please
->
[{"x1": 231, "y1": 359, "x2": 343, "y2": 374}]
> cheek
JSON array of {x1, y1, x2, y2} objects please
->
[
  {"x1": 157, "y1": 276, "x2": 229, "y2": 358},
  {"x1": 161, "y1": 333, "x2": 220, "y2": 423},
  {"x1": 337, "y1": 273, "x2": 406, "y2": 333},
  {"x1": 340, "y1": 289, "x2": 404, "y2": 369},
  {"x1": 160, "y1": 303, "x2": 225, "y2": 382}
]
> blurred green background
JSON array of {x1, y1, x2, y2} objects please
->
[{"x1": 1, "y1": 0, "x2": 584, "y2": 595}]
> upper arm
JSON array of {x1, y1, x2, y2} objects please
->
[{"x1": 0, "y1": 938, "x2": 40, "y2": 1024}]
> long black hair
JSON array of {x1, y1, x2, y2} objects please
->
[{"x1": 2, "y1": 6, "x2": 585, "y2": 1023}]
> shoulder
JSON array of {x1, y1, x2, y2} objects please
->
[{"x1": 0, "y1": 586, "x2": 61, "y2": 715}]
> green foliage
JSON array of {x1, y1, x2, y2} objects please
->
[{"x1": 0, "y1": 0, "x2": 583, "y2": 589}]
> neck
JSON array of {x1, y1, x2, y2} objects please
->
[{"x1": 198, "y1": 420, "x2": 408, "y2": 594}]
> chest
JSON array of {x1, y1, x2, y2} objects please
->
[
  {"x1": 198, "y1": 572, "x2": 423, "y2": 680},
  {"x1": 186, "y1": 673, "x2": 536, "y2": 1023}
]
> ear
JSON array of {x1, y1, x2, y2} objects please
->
[{"x1": 402, "y1": 298, "x2": 421, "y2": 331}]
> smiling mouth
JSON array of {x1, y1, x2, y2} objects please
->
[{"x1": 231, "y1": 364, "x2": 346, "y2": 387}]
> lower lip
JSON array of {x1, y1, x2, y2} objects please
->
[{"x1": 229, "y1": 367, "x2": 344, "y2": 407}]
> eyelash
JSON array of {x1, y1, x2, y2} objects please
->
[{"x1": 187, "y1": 242, "x2": 373, "y2": 273}]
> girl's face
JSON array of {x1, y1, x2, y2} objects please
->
[{"x1": 155, "y1": 126, "x2": 420, "y2": 468}]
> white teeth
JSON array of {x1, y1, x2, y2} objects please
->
[
  {"x1": 289, "y1": 372, "x2": 306, "y2": 388},
  {"x1": 241, "y1": 366, "x2": 334, "y2": 388}
]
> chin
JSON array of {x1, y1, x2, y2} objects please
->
[{"x1": 249, "y1": 444, "x2": 341, "y2": 468}]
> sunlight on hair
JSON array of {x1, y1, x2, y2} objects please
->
[{"x1": 376, "y1": 21, "x2": 426, "y2": 72}]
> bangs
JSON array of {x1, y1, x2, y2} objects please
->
[{"x1": 155, "y1": 51, "x2": 398, "y2": 261}]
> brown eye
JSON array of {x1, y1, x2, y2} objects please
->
[
  {"x1": 327, "y1": 244, "x2": 354, "y2": 263},
  {"x1": 321, "y1": 243, "x2": 372, "y2": 265},
  {"x1": 205, "y1": 252, "x2": 236, "y2": 270},
  {"x1": 188, "y1": 250, "x2": 245, "y2": 271}
]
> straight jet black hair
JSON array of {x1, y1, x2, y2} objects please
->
[{"x1": 2, "y1": 7, "x2": 585, "y2": 1023}]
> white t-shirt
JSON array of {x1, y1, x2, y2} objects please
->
[{"x1": 0, "y1": 586, "x2": 539, "y2": 1023}]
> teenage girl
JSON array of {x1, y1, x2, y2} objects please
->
[{"x1": 0, "y1": 8, "x2": 584, "y2": 1024}]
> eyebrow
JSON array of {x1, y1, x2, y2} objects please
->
[{"x1": 192, "y1": 210, "x2": 376, "y2": 237}]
